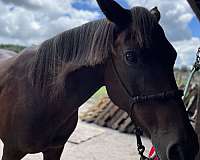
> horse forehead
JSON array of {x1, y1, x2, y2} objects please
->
[
  {"x1": 129, "y1": 7, "x2": 156, "y2": 29},
  {"x1": 118, "y1": 27, "x2": 155, "y2": 49}
]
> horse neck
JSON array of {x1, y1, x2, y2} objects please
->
[{"x1": 51, "y1": 64, "x2": 104, "y2": 108}]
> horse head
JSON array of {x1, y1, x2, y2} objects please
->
[{"x1": 97, "y1": 0, "x2": 199, "y2": 159}]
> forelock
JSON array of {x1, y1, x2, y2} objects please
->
[{"x1": 129, "y1": 7, "x2": 157, "y2": 48}]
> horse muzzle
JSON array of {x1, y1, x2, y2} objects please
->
[
  {"x1": 166, "y1": 129, "x2": 199, "y2": 160},
  {"x1": 166, "y1": 142, "x2": 198, "y2": 160}
]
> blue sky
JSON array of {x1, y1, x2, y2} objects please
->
[{"x1": 189, "y1": 17, "x2": 200, "y2": 37}]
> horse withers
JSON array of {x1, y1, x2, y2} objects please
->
[{"x1": 0, "y1": 0, "x2": 198, "y2": 160}]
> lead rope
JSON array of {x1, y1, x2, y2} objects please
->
[
  {"x1": 130, "y1": 101, "x2": 152, "y2": 160},
  {"x1": 135, "y1": 127, "x2": 152, "y2": 160},
  {"x1": 138, "y1": 47, "x2": 200, "y2": 160}
]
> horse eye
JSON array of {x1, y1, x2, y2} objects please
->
[{"x1": 125, "y1": 51, "x2": 137, "y2": 64}]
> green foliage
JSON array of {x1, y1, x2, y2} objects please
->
[{"x1": 0, "y1": 44, "x2": 25, "y2": 53}]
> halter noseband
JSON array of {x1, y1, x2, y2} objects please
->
[
  {"x1": 129, "y1": 90, "x2": 183, "y2": 109},
  {"x1": 110, "y1": 55, "x2": 183, "y2": 114}
]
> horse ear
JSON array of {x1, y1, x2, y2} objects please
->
[
  {"x1": 150, "y1": 7, "x2": 161, "y2": 22},
  {"x1": 96, "y1": 0, "x2": 132, "y2": 27}
]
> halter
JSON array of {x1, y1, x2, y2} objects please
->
[
  {"x1": 110, "y1": 54, "x2": 183, "y2": 160},
  {"x1": 110, "y1": 55, "x2": 183, "y2": 113}
]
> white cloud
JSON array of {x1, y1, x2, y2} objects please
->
[
  {"x1": 173, "y1": 37, "x2": 200, "y2": 67},
  {"x1": 126, "y1": 0, "x2": 199, "y2": 67},
  {"x1": 0, "y1": 0, "x2": 99, "y2": 45},
  {"x1": 126, "y1": 0, "x2": 194, "y2": 41}
]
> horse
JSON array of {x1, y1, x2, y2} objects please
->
[
  {"x1": 0, "y1": 0, "x2": 198, "y2": 160},
  {"x1": 0, "y1": 49, "x2": 17, "y2": 62}
]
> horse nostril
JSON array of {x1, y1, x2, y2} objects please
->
[{"x1": 167, "y1": 144, "x2": 185, "y2": 160}]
